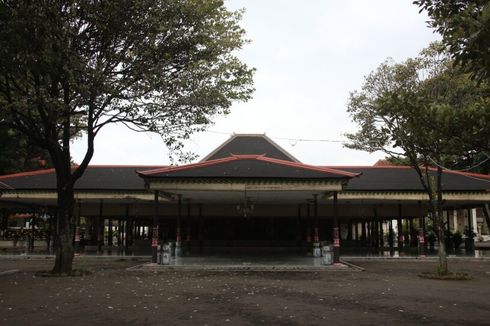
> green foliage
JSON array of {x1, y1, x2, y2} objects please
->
[
  {"x1": 427, "y1": 232, "x2": 437, "y2": 249},
  {"x1": 444, "y1": 230, "x2": 453, "y2": 251},
  {"x1": 0, "y1": 123, "x2": 52, "y2": 174},
  {"x1": 346, "y1": 43, "x2": 490, "y2": 181},
  {"x1": 414, "y1": 0, "x2": 490, "y2": 83},
  {"x1": 0, "y1": 0, "x2": 255, "y2": 170},
  {"x1": 452, "y1": 231, "x2": 463, "y2": 250}
]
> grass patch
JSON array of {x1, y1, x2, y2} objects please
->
[
  {"x1": 418, "y1": 271, "x2": 472, "y2": 280},
  {"x1": 35, "y1": 268, "x2": 92, "y2": 277}
]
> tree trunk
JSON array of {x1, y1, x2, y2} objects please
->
[
  {"x1": 436, "y1": 221, "x2": 448, "y2": 275},
  {"x1": 435, "y1": 166, "x2": 448, "y2": 275},
  {"x1": 483, "y1": 204, "x2": 490, "y2": 233},
  {"x1": 52, "y1": 171, "x2": 75, "y2": 274}
]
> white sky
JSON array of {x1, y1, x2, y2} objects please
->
[{"x1": 72, "y1": 0, "x2": 439, "y2": 166}]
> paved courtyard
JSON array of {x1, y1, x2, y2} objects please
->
[{"x1": 1, "y1": 257, "x2": 490, "y2": 325}]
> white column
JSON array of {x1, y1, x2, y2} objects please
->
[
  {"x1": 452, "y1": 210, "x2": 459, "y2": 232},
  {"x1": 471, "y1": 208, "x2": 477, "y2": 235}
]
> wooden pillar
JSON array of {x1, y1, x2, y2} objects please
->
[
  {"x1": 176, "y1": 195, "x2": 182, "y2": 257},
  {"x1": 297, "y1": 204, "x2": 302, "y2": 253},
  {"x1": 74, "y1": 201, "x2": 81, "y2": 253},
  {"x1": 312, "y1": 195, "x2": 321, "y2": 257},
  {"x1": 151, "y1": 191, "x2": 159, "y2": 263},
  {"x1": 379, "y1": 220, "x2": 384, "y2": 249},
  {"x1": 124, "y1": 205, "x2": 131, "y2": 250},
  {"x1": 467, "y1": 208, "x2": 475, "y2": 252},
  {"x1": 360, "y1": 220, "x2": 366, "y2": 243},
  {"x1": 117, "y1": 219, "x2": 122, "y2": 247},
  {"x1": 446, "y1": 210, "x2": 451, "y2": 233},
  {"x1": 367, "y1": 221, "x2": 372, "y2": 245},
  {"x1": 408, "y1": 218, "x2": 414, "y2": 247},
  {"x1": 333, "y1": 191, "x2": 340, "y2": 263},
  {"x1": 388, "y1": 220, "x2": 394, "y2": 249},
  {"x1": 186, "y1": 199, "x2": 191, "y2": 255},
  {"x1": 108, "y1": 218, "x2": 113, "y2": 247},
  {"x1": 198, "y1": 204, "x2": 204, "y2": 254},
  {"x1": 1, "y1": 209, "x2": 8, "y2": 236},
  {"x1": 97, "y1": 201, "x2": 103, "y2": 253},
  {"x1": 372, "y1": 207, "x2": 379, "y2": 251},
  {"x1": 354, "y1": 220, "x2": 359, "y2": 241},
  {"x1": 347, "y1": 219, "x2": 353, "y2": 241},
  {"x1": 306, "y1": 199, "x2": 311, "y2": 245},
  {"x1": 397, "y1": 204, "x2": 403, "y2": 249},
  {"x1": 313, "y1": 195, "x2": 319, "y2": 243},
  {"x1": 418, "y1": 201, "x2": 426, "y2": 256}
]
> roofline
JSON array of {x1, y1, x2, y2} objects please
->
[
  {"x1": 139, "y1": 154, "x2": 360, "y2": 178},
  {"x1": 0, "y1": 165, "x2": 169, "y2": 181},
  {"x1": 325, "y1": 165, "x2": 490, "y2": 181},
  {"x1": 322, "y1": 165, "x2": 413, "y2": 169},
  {"x1": 0, "y1": 168, "x2": 56, "y2": 180},
  {"x1": 0, "y1": 181, "x2": 14, "y2": 190},
  {"x1": 199, "y1": 133, "x2": 301, "y2": 163},
  {"x1": 428, "y1": 168, "x2": 490, "y2": 180},
  {"x1": 81, "y1": 165, "x2": 167, "y2": 169}
]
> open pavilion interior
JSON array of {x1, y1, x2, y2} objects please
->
[{"x1": 1, "y1": 134, "x2": 489, "y2": 262}]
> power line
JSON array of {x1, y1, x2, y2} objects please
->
[
  {"x1": 204, "y1": 130, "x2": 490, "y2": 179},
  {"x1": 204, "y1": 130, "x2": 347, "y2": 144},
  {"x1": 428, "y1": 156, "x2": 490, "y2": 183}
]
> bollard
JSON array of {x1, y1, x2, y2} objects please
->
[
  {"x1": 170, "y1": 242, "x2": 175, "y2": 257},
  {"x1": 313, "y1": 242, "x2": 322, "y2": 257},
  {"x1": 157, "y1": 245, "x2": 162, "y2": 264},
  {"x1": 162, "y1": 243, "x2": 171, "y2": 265},
  {"x1": 175, "y1": 241, "x2": 182, "y2": 257},
  {"x1": 322, "y1": 245, "x2": 334, "y2": 265}
]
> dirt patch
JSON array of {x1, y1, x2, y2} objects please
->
[
  {"x1": 1, "y1": 259, "x2": 490, "y2": 325},
  {"x1": 418, "y1": 271, "x2": 472, "y2": 280}
]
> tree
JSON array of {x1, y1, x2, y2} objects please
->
[
  {"x1": 345, "y1": 44, "x2": 490, "y2": 274},
  {"x1": 414, "y1": 0, "x2": 490, "y2": 83},
  {"x1": 0, "y1": 0, "x2": 254, "y2": 274},
  {"x1": 0, "y1": 124, "x2": 52, "y2": 174}
]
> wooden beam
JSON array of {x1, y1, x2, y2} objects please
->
[{"x1": 148, "y1": 180, "x2": 344, "y2": 192}]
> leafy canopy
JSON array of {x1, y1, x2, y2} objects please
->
[
  {"x1": 414, "y1": 0, "x2": 490, "y2": 82},
  {"x1": 345, "y1": 43, "x2": 490, "y2": 171},
  {"x1": 0, "y1": 0, "x2": 255, "y2": 174}
]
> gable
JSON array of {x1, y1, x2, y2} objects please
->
[{"x1": 201, "y1": 134, "x2": 300, "y2": 162}]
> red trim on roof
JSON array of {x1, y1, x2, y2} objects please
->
[
  {"x1": 86, "y1": 165, "x2": 168, "y2": 169},
  {"x1": 323, "y1": 165, "x2": 413, "y2": 170},
  {"x1": 427, "y1": 168, "x2": 490, "y2": 180},
  {"x1": 138, "y1": 156, "x2": 249, "y2": 175},
  {"x1": 0, "y1": 165, "x2": 168, "y2": 181},
  {"x1": 255, "y1": 156, "x2": 360, "y2": 177},
  {"x1": 139, "y1": 155, "x2": 360, "y2": 178},
  {"x1": 0, "y1": 168, "x2": 56, "y2": 180},
  {"x1": 324, "y1": 165, "x2": 490, "y2": 180}
]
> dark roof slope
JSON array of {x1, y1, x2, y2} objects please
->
[
  {"x1": 201, "y1": 134, "x2": 300, "y2": 162},
  {"x1": 325, "y1": 166, "x2": 490, "y2": 191},
  {"x1": 1, "y1": 164, "x2": 488, "y2": 192},
  {"x1": 0, "y1": 166, "x2": 165, "y2": 190},
  {"x1": 140, "y1": 155, "x2": 357, "y2": 179}
]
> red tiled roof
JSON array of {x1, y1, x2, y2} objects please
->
[
  {"x1": 0, "y1": 168, "x2": 56, "y2": 180},
  {"x1": 324, "y1": 165, "x2": 490, "y2": 180},
  {"x1": 139, "y1": 155, "x2": 360, "y2": 178}
]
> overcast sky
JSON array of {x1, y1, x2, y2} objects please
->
[{"x1": 71, "y1": 0, "x2": 440, "y2": 166}]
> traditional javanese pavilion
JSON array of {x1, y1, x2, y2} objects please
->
[{"x1": 0, "y1": 134, "x2": 489, "y2": 263}]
